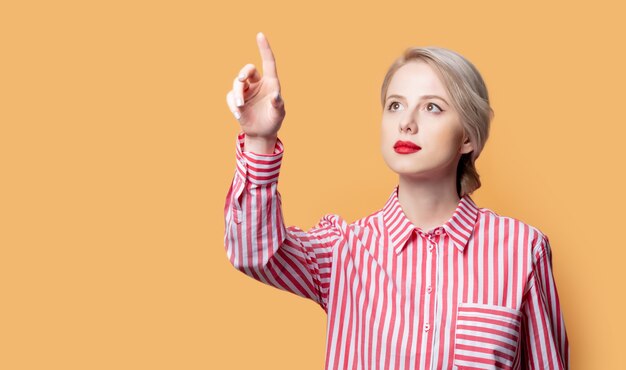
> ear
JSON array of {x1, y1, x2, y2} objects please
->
[{"x1": 460, "y1": 135, "x2": 474, "y2": 155}]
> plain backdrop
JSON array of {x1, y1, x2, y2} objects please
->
[{"x1": 1, "y1": 0, "x2": 624, "y2": 369}]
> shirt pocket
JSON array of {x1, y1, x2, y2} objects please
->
[{"x1": 453, "y1": 302, "x2": 522, "y2": 370}]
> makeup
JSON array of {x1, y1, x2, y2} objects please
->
[{"x1": 393, "y1": 140, "x2": 421, "y2": 154}]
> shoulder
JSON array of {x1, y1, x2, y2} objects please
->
[
  {"x1": 314, "y1": 208, "x2": 383, "y2": 233},
  {"x1": 312, "y1": 213, "x2": 349, "y2": 232},
  {"x1": 307, "y1": 201, "x2": 387, "y2": 242},
  {"x1": 477, "y1": 206, "x2": 551, "y2": 262},
  {"x1": 348, "y1": 208, "x2": 387, "y2": 237}
]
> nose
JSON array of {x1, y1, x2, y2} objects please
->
[{"x1": 399, "y1": 112, "x2": 417, "y2": 134}]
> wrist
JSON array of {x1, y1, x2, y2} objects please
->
[{"x1": 243, "y1": 134, "x2": 278, "y2": 155}]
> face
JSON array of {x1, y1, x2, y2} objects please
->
[{"x1": 380, "y1": 60, "x2": 473, "y2": 181}]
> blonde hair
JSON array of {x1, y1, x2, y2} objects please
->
[{"x1": 380, "y1": 47, "x2": 494, "y2": 197}]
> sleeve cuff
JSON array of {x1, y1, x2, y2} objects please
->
[{"x1": 234, "y1": 131, "x2": 284, "y2": 186}]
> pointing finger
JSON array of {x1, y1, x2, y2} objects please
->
[{"x1": 256, "y1": 32, "x2": 278, "y2": 79}]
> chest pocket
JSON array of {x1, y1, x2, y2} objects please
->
[{"x1": 453, "y1": 302, "x2": 522, "y2": 370}]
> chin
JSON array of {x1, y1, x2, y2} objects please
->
[
  {"x1": 386, "y1": 163, "x2": 426, "y2": 177},
  {"x1": 383, "y1": 152, "x2": 418, "y2": 167}
]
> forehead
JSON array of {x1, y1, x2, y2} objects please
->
[{"x1": 387, "y1": 60, "x2": 448, "y2": 97}]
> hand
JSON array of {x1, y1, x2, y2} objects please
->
[{"x1": 226, "y1": 32, "x2": 286, "y2": 141}]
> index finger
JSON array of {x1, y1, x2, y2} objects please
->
[{"x1": 256, "y1": 32, "x2": 278, "y2": 79}]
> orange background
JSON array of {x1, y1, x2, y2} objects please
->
[{"x1": 1, "y1": 1, "x2": 624, "y2": 369}]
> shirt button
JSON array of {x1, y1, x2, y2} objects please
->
[
  {"x1": 435, "y1": 229, "x2": 442, "y2": 235},
  {"x1": 427, "y1": 285, "x2": 432, "y2": 293},
  {"x1": 428, "y1": 244, "x2": 434, "y2": 252},
  {"x1": 424, "y1": 323, "x2": 430, "y2": 331}
]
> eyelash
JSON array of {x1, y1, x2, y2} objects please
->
[{"x1": 387, "y1": 101, "x2": 443, "y2": 113}]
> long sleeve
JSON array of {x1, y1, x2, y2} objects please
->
[
  {"x1": 223, "y1": 131, "x2": 342, "y2": 311},
  {"x1": 521, "y1": 234, "x2": 570, "y2": 369}
]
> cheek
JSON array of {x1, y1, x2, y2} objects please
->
[
  {"x1": 380, "y1": 130, "x2": 395, "y2": 159},
  {"x1": 380, "y1": 124, "x2": 392, "y2": 145},
  {"x1": 431, "y1": 125, "x2": 462, "y2": 147}
]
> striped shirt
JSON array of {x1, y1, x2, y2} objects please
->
[{"x1": 224, "y1": 131, "x2": 570, "y2": 370}]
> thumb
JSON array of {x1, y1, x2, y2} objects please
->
[{"x1": 271, "y1": 91, "x2": 283, "y2": 109}]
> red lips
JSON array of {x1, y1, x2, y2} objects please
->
[{"x1": 394, "y1": 140, "x2": 421, "y2": 154}]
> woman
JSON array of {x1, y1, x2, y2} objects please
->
[{"x1": 224, "y1": 32, "x2": 569, "y2": 370}]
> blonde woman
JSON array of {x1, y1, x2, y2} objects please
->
[{"x1": 224, "y1": 32, "x2": 569, "y2": 370}]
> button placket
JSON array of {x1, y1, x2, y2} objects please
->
[
  {"x1": 423, "y1": 231, "x2": 437, "y2": 335},
  {"x1": 429, "y1": 229, "x2": 446, "y2": 357},
  {"x1": 427, "y1": 235, "x2": 436, "y2": 252}
]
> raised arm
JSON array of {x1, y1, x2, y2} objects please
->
[
  {"x1": 223, "y1": 33, "x2": 342, "y2": 311},
  {"x1": 224, "y1": 131, "x2": 342, "y2": 310}
]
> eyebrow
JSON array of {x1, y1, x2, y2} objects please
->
[{"x1": 386, "y1": 94, "x2": 449, "y2": 105}]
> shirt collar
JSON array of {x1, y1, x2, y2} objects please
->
[{"x1": 381, "y1": 185, "x2": 480, "y2": 255}]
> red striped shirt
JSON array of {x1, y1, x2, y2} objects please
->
[{"x1": 224, "y1": 131, "x2": 570, "y2": 370}]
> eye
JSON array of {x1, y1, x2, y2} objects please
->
[
  {"x1": 427, "y1": 102, "x2": 443, "y2": 113},
  {"x1": 387, "y1": 101, "x2": 444, "y2": 113},
  {"x1": 387, "y1": 101, "x2": 401, "y2": 111}
]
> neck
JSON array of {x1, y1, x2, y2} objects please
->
[{"x1": 397, "y1": 172, "x2": 461, "y2": 233}]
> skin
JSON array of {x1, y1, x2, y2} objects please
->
[
  {"x1": 380, "y1": 61, "x2": 474, "y2": 232},
  {"x1": 226, "y1": 34, "x2": 473, "y2": 233},
  {"x1": 225, "y1": 32, "x2": 285, "y2": 155}
]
